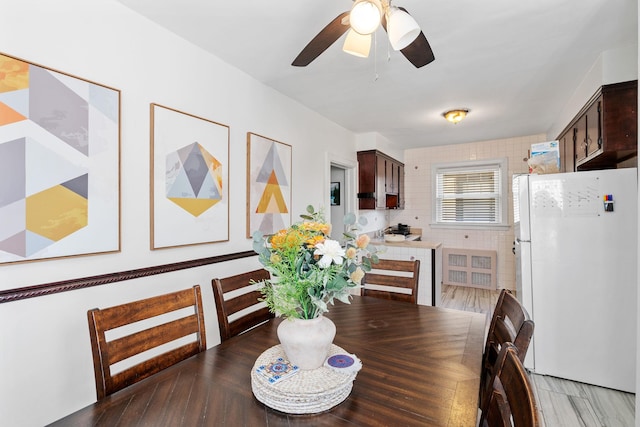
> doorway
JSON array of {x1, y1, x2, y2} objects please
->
[{"x1": 326, "y1": 155, "x2": 357, "y2": 243}]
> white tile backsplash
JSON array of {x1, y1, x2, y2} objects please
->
[{"x1": 391, "y1": 133, "x2": 549, "y2": 291}]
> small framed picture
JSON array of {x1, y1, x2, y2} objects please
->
[
  {"x1": 246, "y1": 132, "x2": 292, "y2": 238},
  {"x1": 330, "y1": 182, "x2": 340, "y2": 206}
]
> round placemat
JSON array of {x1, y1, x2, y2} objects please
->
[{"x1": 251, "y1": 344, "x2": 359, "y2": 414}]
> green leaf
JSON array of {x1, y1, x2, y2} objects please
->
[
  {"x1": 252, "y1": 241, "x2": 269, "y2": 257},
  {"x1": 343, "y1": 212, "x2": 356, "y2": 225},
  {"x1": 306, "y1": 205, "x2": 315, "y2": 214},
  {"x1": 335, "y1": 291, "x2": 353, "y2": 304}
]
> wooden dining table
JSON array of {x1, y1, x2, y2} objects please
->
[{"x1": 51, "y1": 296, "x2": 487, "y2": 427}]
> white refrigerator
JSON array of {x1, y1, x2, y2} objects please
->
[{"x1": 513, "y1": 168, "x2": 637, "y2": 393}]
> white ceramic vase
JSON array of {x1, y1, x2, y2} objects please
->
[{"x1": 277, "y1": 315, "x2": 336, "y2": 370}]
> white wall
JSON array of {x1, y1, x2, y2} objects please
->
[
  {"x1": 547, "y1": 45, "x2": 638, "y2": 140},
  {"x1": 389, "y1": 134, "x2": 548, "y2": 291},
  {"x1": 0, "y1": 1, "x2": 357, "y2": 425},
  {"x1": 355, "y1": 131, "x2": 404, "y2": 162}
]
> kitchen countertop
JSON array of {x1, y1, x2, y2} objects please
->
[{"x1": 370, "y1": 237, "x2": 442, "y2": 250}]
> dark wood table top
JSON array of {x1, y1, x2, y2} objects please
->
[{"x1": 51, "y1": 296, "x2": 487, "y2": 427}]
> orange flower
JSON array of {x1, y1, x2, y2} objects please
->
[
  {"x1": 345, "y1": 247, "x2": 357, "y2": 259},
  {"x1": 300, "y1": 221, "x2": 330, "y2": 235},
  {"x1": 269, "y1": 230, "x2": 288, "y2": 249},
  {"x1": 355, "y1": 234, "x2": 370, "y2": 249},
  {"x1": 270, "y1": 229, "x2": 307, "y2": 251},
  {"x1": 350, "y1": 267, "x2": 365, "y2": 285},
  {"x1": 306, "y1": 235, "x2": 325, "y2": 248}
]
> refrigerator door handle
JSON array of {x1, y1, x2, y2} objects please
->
[{"x1": 515, "y1": 237, "x2": 531, "y2": 244}]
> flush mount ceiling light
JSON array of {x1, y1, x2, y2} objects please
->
[
  {"x1": 443, "y1": 109, "x2": 470, "y2": 124},
  {"x1": 292, "y1": 0, "x2": 435, "y2": 68}
]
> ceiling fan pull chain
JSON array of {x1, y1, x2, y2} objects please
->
[{"x1": 373, "y1": 31, "x2": 379, "y2": 81}]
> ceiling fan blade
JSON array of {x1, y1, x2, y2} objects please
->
[
  {"x1": 382, "y1": 7, "x2": 435, "y2": 68},
  {"x1": 292, "y1": 11, "x2": 350, "y2": 67},
  {"x1": 401, "y1": 31, "x2": 435, "y2": 68}
]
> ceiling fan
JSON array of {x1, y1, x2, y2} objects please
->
[{"x1": 292, "y1": 0, "x2": 435, "y2": 68}]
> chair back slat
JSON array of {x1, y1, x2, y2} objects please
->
[
  {"x1": 228, "y1": 306, "x2": 273, "y2": 338},
  {"x1": 107, "y1": 315, "x2": 200, "y2": 365},
  {"x1": 87, "y1": 285, "x2": 207, "y2": 400},
  {"x1": 225, "y1": 289, "x2": 265, "y2": 316},
  {"x1": 109, "y1": 342, "x2": 202, "y2": 394},
  {"x1": 480, "y1": 289, "x2": 534, "y2": 408},
  {"x1": 362, "y1": 258, "x2": 420, "y2": 304},
  {"x1": 92, "y1": 288, "x2": 200, "y2": 329},
  {"x1": 212, "y1": 269, "x2": 273, "y2": 341},
  {"x1": 479, "y1": 343, "x2": 541, "y2": 427}
]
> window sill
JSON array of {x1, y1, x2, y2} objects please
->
[{"x1": 430, "y1": 223, "x2": 510, "y2": 231}]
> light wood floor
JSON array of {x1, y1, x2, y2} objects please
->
[{"x1": 440, "y1": 285, "x2": 636, "y2": 427}]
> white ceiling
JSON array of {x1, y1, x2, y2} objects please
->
[{"x1": 117, "y1": 0, "x2": 637, "y2": 149}]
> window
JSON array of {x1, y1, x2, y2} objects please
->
[{"x1": 432, "y1": 159, "x2": 508, "y2": 228}]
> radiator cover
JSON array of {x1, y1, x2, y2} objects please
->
[{"x1": 442, "y1": 248, "x2": 497, "y2": 289}]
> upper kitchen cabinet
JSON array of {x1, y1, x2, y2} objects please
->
[
  {"x1": 357, "y1": 150, "x2": 404, "y2": 210},
  {"x1": 557, "y1": 80, "x2": 637, "y2": 171}
]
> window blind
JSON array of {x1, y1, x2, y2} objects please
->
[{"x1": 435, "y1": 165, "x2": 502, "y2": 224}]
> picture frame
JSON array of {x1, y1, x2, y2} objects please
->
[
  {"x1": 0, "y1": 53, "x2": 121, "y2": 264},
  {"x1": 330, "y1": 182, "x2": 340, "y2": 206},
  {"x1": 150, "y1": 103, "x2": 229, "y2": 249},
  {"x1": 246, "y1": 132, "x2": 292, "y2": 238}
]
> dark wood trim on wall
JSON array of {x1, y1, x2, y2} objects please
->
[{"x1": 0, "y1": 250, "x2": 257, "y2": 304}]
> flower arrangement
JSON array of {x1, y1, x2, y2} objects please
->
[{"x1": 252, "y1": 205, "x2": 379, "y2": 320}]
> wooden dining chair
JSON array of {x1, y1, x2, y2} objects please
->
[
  {"x1": 361, "y1": 258, "x2": 420, "y2": 304},
  {"x1": 87, "y1": 285, "x2": 207, "y2": 400},
  {"x1": 479, "y1": 343, "x2": 541, "y2": 427},
  {"x1": 479, "y1": 288, "x2": 535, "y2": 408},
  {"x1": 212, "y1": 268, "x2": 273, "y2": 341}
]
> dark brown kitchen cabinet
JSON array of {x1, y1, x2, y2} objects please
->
[
  {"x1": 376, "y1": 154, "x2": 386, "y2": 208},
  {"x1": 557, "y1": 80, "x2": 637, "y2": 171},
  {"x1": 357, "y1": 150, "x2": 404, "y2": 209},
  {"x1": 397, "y1": 164, "x2": 405, "y2": 208},
  {"x1": 558, "y1": 128, "x2": 575, "y2": 172},
  {"x1": 573, "y1": 114, "x2": 588, "y2": 165}
]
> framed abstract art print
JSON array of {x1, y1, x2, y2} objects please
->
[
  {"x1": 246, "y1": 132, "x2": 292, "y2": 238},
  {"x1": 0, "y1": 53, "x2": 120, "y2": 264},
  {"x1": 150, "y1": 103, "x2": 229, "y2": 249}
]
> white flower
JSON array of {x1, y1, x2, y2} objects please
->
[{"x1": 314, "y1": 239, "x2": 345, "y2": 268}]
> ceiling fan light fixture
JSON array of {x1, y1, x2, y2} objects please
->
[
  {"x1": 350, "y1": 0, "x2": 383, "y2": 35},
  {"x1": 343, "y1": 29, "x2": 372, "y2": 57},
  {"x1": 387, "y1": 6, "x2": 421, "y2": 50},
  {"x1": 443, "y1": 109, "x2": 469, "y2": 124}
]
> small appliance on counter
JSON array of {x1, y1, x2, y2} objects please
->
[
  {"x1": 384, "y1": 224, "x2": 421, "y2": 242},
  {"x1": 388, "y1": 223, "x2": 410, "y2": 235},
  {"x1": 384, "y1": 234, "x2": 406, "y2": 243}
]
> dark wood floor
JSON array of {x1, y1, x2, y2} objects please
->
[{"x1": 440, "y1": 285, "x2": 635, "y2": 427}]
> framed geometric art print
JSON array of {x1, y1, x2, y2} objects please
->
[
  {"x1": 150, "y1": 103, "x2": 229, "y2": 249},
  {"x1": 246, "y1": 132, "x2": 292, "y2": 238},
  {"x1": 0, "y1": 53, "x2": 121, "y2": 264}
]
